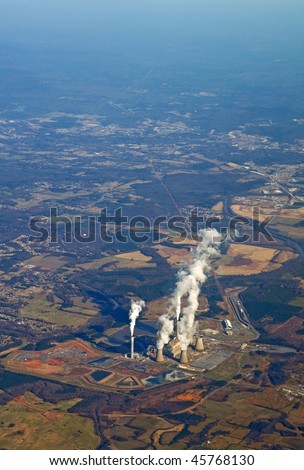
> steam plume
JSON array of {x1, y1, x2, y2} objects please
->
[
  {"x1": 129, "y1": 299, "x2": 145, "y2": 336},
  {"x1": 157, "y1": 228, "x2": 221, "y2": 350}
]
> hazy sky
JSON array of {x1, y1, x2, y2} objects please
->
[
  {"x1": 0, "y1": 1, "x2": 303, "y2": 125},
  {"x1": 0, "y1": 0, "x2": 303, "y2": 51}
]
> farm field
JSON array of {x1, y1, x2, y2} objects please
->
[{"x1": 0, "y1": 392, "x2": 99, "y2": 450}]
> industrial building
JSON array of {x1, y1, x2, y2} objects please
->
[{"x1": 224, "y1": 318, "x2": 233, "y2": 335}]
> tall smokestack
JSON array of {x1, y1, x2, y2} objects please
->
[
  {"x1": 129, "y1": 299, "x2": 145, "y2": 337},
  {"x1": 180, "y1": 349, "x2": 189, "y2": 364},
  {"x1": 175, "y1": 318, "x2": 180, "y2": 339},
  {"x1": 195, "y1": 336, "x2": 204, "y2": 351},
  {"x1": 131, "y1": 336, "x2": 135, "y2": 359},
  {"x1": 156, "y1": 348, "x2": 164, "y2": 363}
]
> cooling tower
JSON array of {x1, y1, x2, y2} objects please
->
[
  {"x1": 180, "y1": 349, "x2": 189, "y2": 364},
  {"x1": 156, "y1": 348, "x2": 164, "y2": 362},
  {"x1": 131, "y1": 336, "x2": 134, "y2": 359},
  {"x1": 195, "y1": 336, "x2": 204, "y2": 351}
]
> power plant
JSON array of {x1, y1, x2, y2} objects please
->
[
  {"x1": 180, "y1": 349, "x2": 189, "y2": 364},
  {"x1": 127, "y1": 230, "x2": 222, "y2": 366},
  {"x1": 195, "y1": 336, "x2": 204, "y2": 351},
  {"x1": 129, "y1": 299, "x2": 145, "y2": 360},
  {"x1": 154, "y1": 331, "x2": 205, "y2": 364},
  {"x1": 156, "y1": 348, "x2": 165, "y2": 363},
  {"x1": 156, "y1": 228, "x2": 221, "y2": 359},
  {"x1": 130, "y1": 336, "x2": 135, "y2": 359}
]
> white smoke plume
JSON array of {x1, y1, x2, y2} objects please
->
[
  {"x1": 129, "y1": 299, "x2": 145, "y2": 337},
  {"x1": 157, "y1": 228, "x2": 221, "y2": 350}
]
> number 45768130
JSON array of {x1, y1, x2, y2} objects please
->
[{"x1": 190, "y1": 455, "x2": 255, "y2": 466}]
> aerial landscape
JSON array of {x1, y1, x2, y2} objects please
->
[{"x1": 0, "y1": 0, "x2": 304, "y2": 451}]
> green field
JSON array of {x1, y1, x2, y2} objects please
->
[
  {"x1": 21, "y1": 296, "x2": 91, "y2": 327},
  {"x1": 0, "y1": 393, "x2": 99, "y2": 450}
]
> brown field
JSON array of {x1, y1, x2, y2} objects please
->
[
  {"x1": 16, "y1": 190, "x2": 91, "y2": 210},
  {"x1": 77, "y1": 250, "x2": 154, "y2": 271},
  {"x1": 226, "y1": 162, "x2": 242, "y2": 168},
  {"x1": 216, "y1": 244, "x2": 295, "y2": 276},
  {"x1": 115, "y1": 251, "x2": 152, "y2": 262},
  {"x1": 212, "y1": 201, "x2": 224, "y2": 212},
  {"x1": 23, "y1": 255, "x2": 67, "y2": 271},
  {"x1": 200, "y1": 317, "x2": 221, "y2": 331},
  {"x1": 273, "y1": 250, "x2": 298, "y2": 263},
  {"x1": 248, "y1": 388, "x2": 290, "y2": 411},
  {"x1": 272, "y1": 217, "x2": 302, "y2": 226},
  {"x1": 231, "y1": 204, "x2": 274, "y2": 219},
  {"x1": 270, "y1": 224, "x2": 304, "y2": 239},
  {"x1": 231, "y1": 197, "x2": 298, "y2": 219},
  {"x1": 274, "y1": 205, "x2": 304, "y2": 220},
  {"x1": 192, "y1": 386, "x2": 304, "y2": 450},
  {"x1": 231, "y1": 202, "x2": 304, "y2": 239},
  {"x1": 152, "y1": 245, "x2": 191, "y2": 266},
  {"x1": 170, "y1": 390, "x2": 202, "y2": 402},
  {"x1": 144, "y1": 296, "x2": 170, "y2": 319},
  {"x1": 66, "y1": 296, "x2": 99, "y2": 316},
  {"x1": 266, "y1": 316, "x2": 304, "y2": 348},
  {"x1": 168, "y1": 237, "x2": 198, "y2": 246},
  {"x1": 196, "y1": 296, "x2": 209, "y2": 312}
]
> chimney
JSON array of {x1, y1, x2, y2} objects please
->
[
  {"x1": 180, "y1": 349, "x2": 189, "y2": 364},
  {"x1": 195, "y1": 336, "x2": 204, "y2": 351},
  {"x1": 176, "y1": 319, "x2": 180, "y2": 340},
  {"x1": 156, "y1": 348, "x2": 164, "y2": 362},
  {"x1": 131, "y1": 336, "x2": 134, "y2": 359}
]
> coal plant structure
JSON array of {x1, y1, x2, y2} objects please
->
[
  {"x1": 195, "y1": 336, "x2": 204, "y2": 351},
  {"x1": 156, "y1": 348, "x2": 164, "y2": 362},
  {"x1": 180, "y1": 349, "x2": 189, "y2": 364}
]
